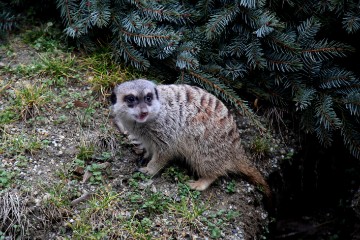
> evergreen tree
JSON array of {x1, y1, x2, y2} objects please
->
[{"x1": 5, "y1": 0, "x2": 357, "y2": 159}]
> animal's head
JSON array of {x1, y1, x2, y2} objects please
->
[{"x1": 110, "y1": 79, "x2": 161, "y2": 124}]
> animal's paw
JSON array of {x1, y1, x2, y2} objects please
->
[
  {"x1": 133, "y1": 145, "x2": 145, "y2": 155},
  {"x1": 187, "y1": 180, "x2": 209, "y2": 191},
  {"x1": 137, "y1": 167, "x2": 156, "y2": 175},
  {"x1": 136, "y1": 156, "x2": 150, "y2": 167},
  {"x1": 128, "y1": 135, "x2": 145, "y2": 155},
  {"x1": 187, "y1": 177, "x2": 216, "y2": 191}
]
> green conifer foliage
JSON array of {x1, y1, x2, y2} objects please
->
[
  {"x1": 50, "y1": 0, "x2": 360, "y2": 158},
  {"x1": 0, "y1": 1, "x2": 18, "y2": 31}
]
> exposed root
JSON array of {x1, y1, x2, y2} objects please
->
[{"x1": 71, "y1": 192, "x2": 93, "y2": 206}]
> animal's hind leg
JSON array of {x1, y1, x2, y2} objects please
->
[{"x1": 188, "y1": 176, "x2": 217, "y2": 191}]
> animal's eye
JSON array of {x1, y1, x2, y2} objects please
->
[
  {"x1": 124, "y1": 95, "x2": 135, "y2": 103},
  {"x1": 145, "y1": 94, "x2": 153, "y2": 103}
]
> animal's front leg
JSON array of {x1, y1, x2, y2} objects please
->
[
  {"x1": 138, "y1": 150, "x2": 169, "y2": 176},
  {"x1": 127, "y1": 134, "x2": 147, "y2": 155},
  {"x1": 112, "y1": 120, "x2": 146, "y2": 156}
]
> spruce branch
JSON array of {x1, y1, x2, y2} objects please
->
[
  {"x1": 112, "y1": 38, "x2": 150, "y2": 70},
  {"x1": 155, "y1": 42, "x2": 178, "y2": 59},
  {"x1": 319, "y1": 68, "x2": 356, "y2": 89},
  {"x1": 341, "y1": 122, "x2": 360, "y2": 159},
  {"x1": 205, "y1": 4, "x2": 239, "y2": 39},
  {"x1": 175, "y1": 42, "x2": 200, "y2": 69},
  {"x1": 265, "y1": 32, "x2": 301, "y2": 55},
  {"x1": 222, "y1": 61, "x2": 248, "y2": 80},
  {"x1": 344, "y1": 92, "x2": 360, "y2": 116},
  {"x1": 266, "y1": 53, "x2": 303, "y2": 72},
  {"x1": 239, "y1": 0, "x2": 258, "y2": 9},
  {"x1": 302, "y1": 39, "x2": 354, "y2": 62},
  {"x1": 294, "y1": 87, "x2": 317, "y2": 111},
  {"x1": 245, "y1": 37, "x2": 266, "y2": 69},
  {"x1": 220, "y1": 36, "x2": 248, "y2": 58},
  {"x1": 88, "y1": 0, "x2": 111, "y2": 28},
  {"x1": 297, "y1": 17, "x2": 321, "y2": 45},
  {"x1": 196, "y1": 0, "x2": 215, "y2": 17},
  {"x1": 332, "y1": 78, "x2": 360, "y2": 95},
  {"x1": 315, "y1": 124, "x2": 333, "y2": 147},
  {"x1": 0, "y1": 10, "x2": 18, "y2": 31},
  {"x1": 64, "y1": 21, "x2": 91, "y2": 38},
  {"x1": 315, "y1": 95, "x2": 342, "y2": 130},
  {"x1": 254, "y1": 10, "x2": 283, "y2": 38},
  {"x1": 56, "y1": 0, "x2": 77, "y2": 26},
  {"x1": 176, "y1": 51, "x2": 199, "y2": 70},
  {"x1": 57, "y1": 0, "x2": 94, "y2": 38},
  {"x1": 129, "y1": 0, "x2": 193, "y2": 24},
  {"x1": 343, "y1": 11, "x2": 360, "y2": 34},
  {"x1": 120, "y1": 26, "x2": 179, "y2": 47},
  {"x1": 121, "y1": 12, "x2": 154, "y2": 32}
]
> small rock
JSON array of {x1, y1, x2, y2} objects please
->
[
  {"x1": 65, "y1": 146, "x2": 77, "y2": 155},
  {"x1": 34, "y1": 198, "x2": 41, "y2": 206},
  {"x1": 73, "y1": 166, "x2": 85, "y2": 175},
  {"x1": 37, "y1": 128, "x2": 49, "y2": 136},
  {"x1": 81, "y1": 171, "x2": 93, "y2": 183},
  {"x1": 43, "y1": 193, "x2": 51, "y2": 202},
  {"x1": 139, "y1": 179, "x2": 154, "y2": 189}
]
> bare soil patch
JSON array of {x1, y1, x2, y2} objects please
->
[{"x1": 0, "y1": 28, "x2": 295, "y2": 239}]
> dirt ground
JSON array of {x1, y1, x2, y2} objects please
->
[{"x1": 0, "y1": 29, "x2": 295, "y2": 239}]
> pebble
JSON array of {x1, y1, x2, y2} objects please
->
[
  {"x1": 261, "y1": 212, "x2": 268, "y2": 219},
  {"x1": 34, "y1": 198, "x2": 41, "y2": 206},
  {"x1": 36, "y1": 128, "x2": 49, "y2": 136},
  {"x1": 139, "y1": 179, "x2": 154, "y2": 189}
]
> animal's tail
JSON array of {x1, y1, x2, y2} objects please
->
[{"x1": 236, "y1": 162, "x2": 271, "y2": 198}]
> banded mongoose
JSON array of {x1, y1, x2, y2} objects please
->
[{"x1": 110, "y1": 79, "x2": 270, "y2": 197}]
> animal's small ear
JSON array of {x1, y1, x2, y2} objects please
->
[{"x1": 110, "y1": 90, "x2": 117, "y2": 105}]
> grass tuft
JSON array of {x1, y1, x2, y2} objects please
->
[
  {"x1": 81, "y1": 50, "x2": 142, "y2": 101},
  {"x1": 250, "y1": 136, "x2": 271, "y2": 159},
  {"x1": 12, "y1": 82, "x2": 51, "y2": 120},
  {"x1": 38, "y1": 53, "x2": 77, "y2": 79},
  {"x1": 0, "y1": 131, "x2": 46, "y2": 157},
  {"x1": 0, "y1": 190, "x2": 28, "y2": 238}
]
